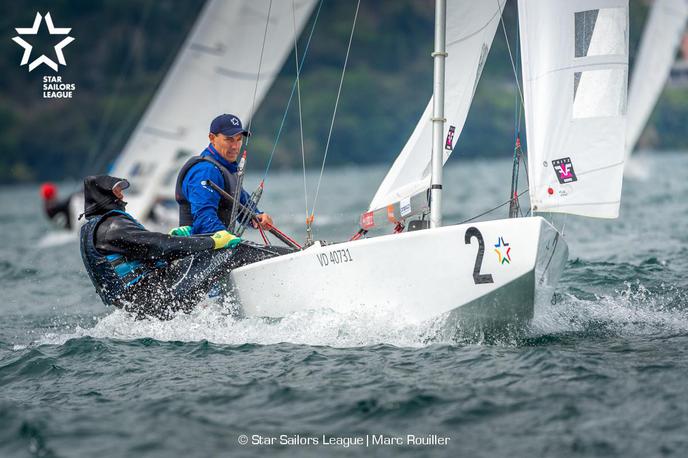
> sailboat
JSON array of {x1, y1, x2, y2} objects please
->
[
  {"x1": 626, "y1": 0, "x2": 688, "y2": 159},
  {"x1": 225, "y1": 0, "x2": 630, "y2": 333},
  {"x1": 671, "y1": 32, "x2": 688, "y2": 83},
  {"x1": 59, "y1": 0, "x2": 317, "y2": 233}
]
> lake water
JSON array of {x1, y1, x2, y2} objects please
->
[{"x1": 1, "y1": 152, "x2": 687, "y2": 457}]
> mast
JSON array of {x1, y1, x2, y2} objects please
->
[{"x1": 430, "y1": 0, "x2": 447, "y2": 228}]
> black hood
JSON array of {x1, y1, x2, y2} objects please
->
[{"x1": 82, "y1": 175, "x2": 129, "y2": 218}]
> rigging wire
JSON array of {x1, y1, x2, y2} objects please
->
[
  {"x1": 496, "y1": 0, "x2": 524, "y2": 108},
  {"x1": 85, "y1": 0, "x2": 156, "y2": 175},
  {"x1": 261, "y1": 0, "x2": 324, "y2": 181},
  {"x1": 457, "y1": 189, "x2": 530, "y2": 225},
  {"x1": 230, "y1": 0, "x2": 273, "y2": 231},
  {"x1": 513, "y1": 12, "x2": 530, "y2": 186},
  {"x1": 499, "y1": 0, "x2": 532, "y2": 220},
  {"x1": 291, "y1": 0, "x2": 310, "y2": 231},
  {"x1": 245, "y1": 0, "x2": 274, "y2": 143},
  {"x1": 514, "y1": 10, "x2": 523, "y2": 134},
  {"x1": 309, "y1": 0, "x2": 361, "y2": 220}
]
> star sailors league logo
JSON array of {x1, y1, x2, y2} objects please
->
[
  {"x1": 494, "y1": 237, "x2": 511, "y2": 264},
  {"x1": 12, "y1": 12, "x2": 77, "y2": 99},
  {"x1": 12, "y1": 13, "x2": 74, "y2": 72}
]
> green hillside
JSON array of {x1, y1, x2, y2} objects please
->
[{"x1": 0, "y1": 0, "x2": 684, "y2": 184}]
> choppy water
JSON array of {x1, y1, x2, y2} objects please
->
[{"x1": 1, "y1": 153, "x2": 687, "y2": 457}]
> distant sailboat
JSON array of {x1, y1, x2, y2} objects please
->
[
  {"x1": 226, "y1": 0, "x2": 631, "y2": 334},
  {"x1": 50, "y1": 0, "x2": 316, "y2": 236},
  {"x1": 108, "y1": 0, "x2": 316, "y2": 226},
  {"x1": 626, "y1": 0, "x2": 688, "y2": 159},
  {"x1": 669, "y1": 32, "x2": 688, "y2": 84}
]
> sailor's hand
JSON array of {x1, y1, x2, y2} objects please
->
[
  {"x1": 252, "y1": 213, "x2": 273, "y2": 229},
  {"x1": 211, "y1": 230, "x2": 241, "y2": 249},
  {"x1": 168, "y1": 226, "x2": 192, "y2": 237}
]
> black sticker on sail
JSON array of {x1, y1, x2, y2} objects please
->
[{"x1": 552, "y1": 157, "x2": 577, "y2": 184}]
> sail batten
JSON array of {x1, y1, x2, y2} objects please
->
[{"x1": 518, "y1": 0, "x2": 629, "y2": 219}]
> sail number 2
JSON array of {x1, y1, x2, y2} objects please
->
[
  {"x1": 316, "y1": 248, "x2": 354, "y2": 267},
  {"x1": 464, "y1": 227, "x2": 494, "y2": 284}
]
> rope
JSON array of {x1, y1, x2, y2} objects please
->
[
  {"x1": 291, "y1": 0, "x2": 309, "y2": 226},
  {"x1": 257, "y1": 223, "x2": 270, "y2": 245},
  {"x1": 310, "y1": 0, "x2": 361, "y2": 219},
  {"x1": 245, "y1": 0, "x2": 273, "y2": 144},
  {"x1": 262, "y1": 0, "x2": 324, "y2": 180},
  {"x1": 456, "y1": 189, "x2": 529, "y2": 225}
]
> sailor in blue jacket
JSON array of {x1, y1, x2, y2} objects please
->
[{"x1": 175, "y1": 114, "x2": 274, "y2": 235}]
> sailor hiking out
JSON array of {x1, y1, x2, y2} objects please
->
[{"x1": 79, "y1": 175, "x2": 243, "y2": 319}]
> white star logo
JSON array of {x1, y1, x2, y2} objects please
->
[
  {"x1": 12, "y1": 12, "x2": 75, "y2": 72},
  {"x1": 231, "y1": 117, "x2": 240, "y2": 126}
]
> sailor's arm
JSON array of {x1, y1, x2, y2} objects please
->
[
  {"x1": 97, "y1": 216, "x2": 214, "y2": 261},
  {"x1": 184, "y1": 165, "x2": 226, "y2": 234}
]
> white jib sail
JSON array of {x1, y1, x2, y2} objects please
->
[
  {"x1": 519, "y1": 0, "x2": 629, "y2": 219},
  {"x1": 109, "y1": 0, "x2": 316, "y2": 221},
  {"x1": 367, "y1": 1, "x2": 505, "y2": 214},
  {"x1": 626, "y1": 0, "x2": 688, "y2": 157}
]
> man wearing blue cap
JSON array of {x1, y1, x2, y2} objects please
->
[{"x1": 175, "y1": 114, "x2": 273, "y2": 235}]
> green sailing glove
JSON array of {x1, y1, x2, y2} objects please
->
[
  {"x1": 211, "y1": 230, "x2": 241, "y2": 249},
  {"x1": 168, "y1": 226, "x2": 192, "y2": 237}
]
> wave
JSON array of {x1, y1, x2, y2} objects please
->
[
  {"x1": 29, "y1": 279, "x2": 688, "y2": 349},
  {"x1": 531, "y1": 281, "x2": 688, "y2": 340},
  {"x1": 36, "y1": 301, "x2": 453, "y2": 349}
]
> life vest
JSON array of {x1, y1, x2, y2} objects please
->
[
  {"x1": 79, "y1": 210, "x2": 155, "y2": 307},
  {"x1": 175, "y1": 154, "x2": 238, "y2": 228}
]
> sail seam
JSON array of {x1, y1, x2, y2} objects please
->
[
  {"x1": 578, "y1": 160, "x2": 624, "y2": 176},
  {"x1": 526, "y1": 61, "x2": 626, "y2": 82},
  {"x1": 446, "y1": 8, "x2": 502, "y2": 47},
  {"x1": 189, "y1": 43, "x2": 225, "y2": 55},
  {"x1": 215, "y1": 67, "x2": 279, "y2": 80},
  {"x1": 142, "y1": 127, "x2": 184, "y2": 139},
  {"x1": 539, "y1": 200, "x2": 620, "y2": 207}
]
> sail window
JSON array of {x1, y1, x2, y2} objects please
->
[
  {"x1": 574, "y1": 8, "x2": 626, "y2": 58},
  {"x1": 573, "y1": 68, "x2": 627, "y2": 118}
]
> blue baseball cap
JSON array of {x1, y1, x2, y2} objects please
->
[{"x1": 209, "y1": 114, "x2": 251, "y2": 137}]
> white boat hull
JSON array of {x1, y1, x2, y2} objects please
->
[{"x1": 228, "y1": 216, "x2": 568, "y2": 329}]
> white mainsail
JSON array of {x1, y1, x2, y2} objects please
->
[
  {"x1": 519, "y1": 0, "x2": 629, "y2": 219},
  {"x1": 367, "y1": 1, "x2": 505, "y2": 216},
  {"x1": 109, "y1": 0, "x2": 316, "y2": 221},
  {"x1": 626, "y1": 0, "x2": 688, "y2": 156}
]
